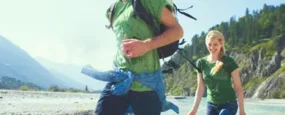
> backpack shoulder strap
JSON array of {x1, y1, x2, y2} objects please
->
[
  {"x1": 131, "y1": 0, "x2": 160, "y2": 36},
  {"x1": 106, "y1": 3, "x2": 117, "y2": 29}
]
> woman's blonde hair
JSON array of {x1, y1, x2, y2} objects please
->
[{"x1": 205, "y1": 30, "x2": 225, "y2": 75}]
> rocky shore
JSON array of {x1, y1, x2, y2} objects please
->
[{"x1": 2, "y1": 90, "x2": 285, "y2": 115}]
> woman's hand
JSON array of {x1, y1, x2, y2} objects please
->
[
  {"x1": 239, "y1": 111, "x2": 246, "y2": 115},
  {"x1": 187, "y1": 110, "x2": 196, "y2": 115},
  {"x1": 121, "y1": 38, "x2": 152, "y2": 58}
]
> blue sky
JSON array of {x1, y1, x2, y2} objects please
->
[{"x1": 0, "y1": 0, "x2": 283, "y2": 70}]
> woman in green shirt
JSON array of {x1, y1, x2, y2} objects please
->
[{"x1": 188, "y1": 30, "x2": 246, "y2": 115}]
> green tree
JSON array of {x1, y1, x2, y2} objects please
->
[
  {"x1": 85, "y1": 85, "x2": 89, "y2": 93},
  {"x1": 49, "y1": 85, "x2": 60, "y2": 92},
  {"x1": 19, "y1": 85, "x2": 30, "y2": 91}
]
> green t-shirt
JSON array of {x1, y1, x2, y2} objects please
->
[
  {"x1": 196, "y1": 55, "x2": 239, "y2": 104},
  {"x1": 107, "y1": 0, "x2": 173, "y2": 91}
]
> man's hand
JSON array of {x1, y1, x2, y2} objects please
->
[{"x1": 121, "y1": 38, "x2": 152, "y2": 58}]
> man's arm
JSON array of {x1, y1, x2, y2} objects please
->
[
  {"x1": 145, "y1": 7, "x2": 184, "y2": 50},
  {"x1": 121, "y1": 7, "x2": 183, "y2": 58}
]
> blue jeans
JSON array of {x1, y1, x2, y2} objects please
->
[
  {"x1": 206, "y1": 100, "x2": 238, "y2": 115},
  {"x1": 94, "y1": 83, "x2": 161, "y2": 115}
]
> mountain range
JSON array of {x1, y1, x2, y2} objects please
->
[{"x1": 0, "y1": 35, "x2": 105, "y2": 91}]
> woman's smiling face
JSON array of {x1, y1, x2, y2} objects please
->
[{"x1": 206, "y1": 38, "x2": 222, "y2": 55}]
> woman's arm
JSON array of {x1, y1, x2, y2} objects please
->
[
  {"x1": 188, "y1": 73, "x2": 205, "y2": 115},
  {"x1": 231, "y1": 69, "x2": 246, "y2": 115}
]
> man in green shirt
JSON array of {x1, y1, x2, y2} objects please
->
[
  {"x1": 188, "y1": 30, "x2": 246, "y2": 115},
  {"x1": 95, "y1": 0, "x2": 183, "y2": 115}
]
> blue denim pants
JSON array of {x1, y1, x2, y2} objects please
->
[
  {"x1": 206, "y1": 100, "x2": 238, "y2": 115},
  {"x1": 94, "y1": 83, "x2": 161, "y2": 115}
]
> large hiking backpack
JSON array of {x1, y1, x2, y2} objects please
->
[{"x1": 106, "y1": 0, "x2": 196, "y2": 59}]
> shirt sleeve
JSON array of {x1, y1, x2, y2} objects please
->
[
  {"x1": 141, "y1": 0, "x2": 174, "y2": 22},
  {"x1": 196, "y1": 59, "x2": 202, "y2": 73},
  {"x1": 225, "y1": 57, "x2": 239, "y2": 73}
]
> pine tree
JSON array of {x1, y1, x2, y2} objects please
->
[{"x1": 85, "y1": 85, "x2": 89, "y2": 93}]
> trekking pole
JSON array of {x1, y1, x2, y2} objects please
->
[{"x1": 177, "y1": 48, "x2": 201, "y2": 72}]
